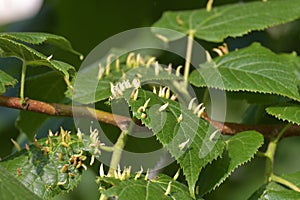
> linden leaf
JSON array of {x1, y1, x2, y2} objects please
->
[
  {"x1": 189, "y1": 43, "x2": 300, "y2": 102},
  {"x1": 99, "y1": 174, "x2": 193, "y2": 200},
  {"x1": 266, "y1": 105, "x2": 300, "y2": 125},
  {"x1": 152, "y1": 0, "x2": 300, "y2": 42},
  {"x1": 123, "y1": 88, "x2": 225, "y2": 198},
  {"x1": 197, "y1": 131, "x2": 264, "y2": 196},
  {"x1": 0, "y1": 70, "x2": 17, "y2": 94}
]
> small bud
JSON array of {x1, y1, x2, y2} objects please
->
[
  {"x1": 155, "y1": 34, "x2": 168, "y2": 43},
  {"x1": 131, "y1": 89, "x2": 139, "y2": 100},
  {"x1": 176, "y1": 65, "x2": 183, "y2": 76},
  {"x1": 48, "y1": 135, "x2": 53, "y2": 147},
  {"x1": 170, "y1": 94, "x2": 177, "y2": 101},
  {"x1": 158, "y1": 86, "x2": 163, "y2": 97},
  {"x1": 165, "y1": 87, "x2": 170, "y2": 99},
  {"x1": 179, "y1": 138, "x2": 190, "y2": 151},
  {"x1": 25, "y1": 144, "x2": 30, "y2": 151},
  {"x1": 145, "y1": 168, "x2": 150, "y2": 180},
  {"x1": 136, "y1": 53, "x2": 145, "y2": 66},
  {"x1": 143, "y1": 98, "x2": 151, "y2": 110},
  {"x1": 47, "y1": 54, "x2": 53, "y2": 61},
  {"x1": 161, "y1": 87, "x2": 167, "y2": 98},
  {"x1": 11, "y1": 139, "x2": 21, "y2": 151},
  {"x1": 141, "y1": 113, "x2": 147, "y2": 119},
  {"x1": 105, "y1": 62, "x2": 110, "y2": 76},
  {"x1": 136, "y1": 73, "x2": 142, "y2": 79},
  {"x1": 106, "y1": 54, "x2": 115, "y2": 76},
  {"x1": 146, "y1": 57, "x2": 156, "y2": 68},
  {"x1": 90, "y1": 155, "x2": 95, "y2": 166},
  {"x1": 159, "y1": 102, "x2": 169, "y2": 112},
  {"x1": 197, "y1": 107, "x2": 205, "y2": 118},
  {"x1": 77, "y1": 128, "x2": 83, "y2": 141},
  {"x1": 173, "y1": 169, "x2": 180, "y2": 181},
  {"x1": 138, "y1": 106, "x2": 144, "y2": 113},
  {"x1": 165, "y1": 63, "x2": 172, "y2": 75},
  {"x1": 99, "y1": 163, "x2": 105, "y2": 177},
  {"x1": 176, "y1": 15, "x2": 184, "y2": 26},
  {"x1": 188, "y1": 97, "x2": 197, "y2": 110},
  {"x1": 209, "y1": 130, "x2": 219, "y2": 141},
  {"x1": 48, "y1": 130, "x2": 53, "y2": 137},
  {"x1": 164, "y1": 181, "x2": 172, "y2": 196},
  {"x1": 81, "y1": 163, "x2": 87, "y2": 170},
  {"x1": 153, "y1": 86, "x2": 157, "y2": 94},
  {"x1": 118, "y1": 164, "x2": 122, "y2": 178},
  {"x1": 154, "y1": 61, "x2": 160, "y2": 76},
  {"x1": 116, "y1": 58, "x2": 120, "y2": 72},
  {"x1": 177, "y1": 114, "x2": 183, "y2": 123},
  {"x1": 212, "y1": 48, "x2": 224, "y2": 56},
  {"x1": 132, "y1": 78, "x2": 140, "y2": 89},
  {"x1": 134, "y1": 166, "x2": 143, "y2": 180},
  {"x1": 58, "y1": 152, "x2": 63, "y2": 161},
  {"x1": 57, "y1": 180, "x2": 67, "y2": 186},
  {"x1": 126, "y1": 52, "x2": 135, "y2": 67},
  {"x1": 193, "y1": 103, "x2": 204, "y2": 114},
  {"x1": 110, "y1": 82, "x2": 116, "y2": 97},
  {"x1": 61, "y1": 164, "x2": 69, "y2": 173},
  {"x1": 206, "y1": 51, "x2": 212, "y2": 62},
  {"x1": 34, "y1": 136, "x2": 42, "y2": 149}
]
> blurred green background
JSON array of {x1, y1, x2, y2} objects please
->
[{"x1": 1, "y1": 0, "x2": 300, "y2": 199}]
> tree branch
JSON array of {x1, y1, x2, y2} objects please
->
[{"x1": 0, "y1": 95, "x2": 299, "y2": 138}]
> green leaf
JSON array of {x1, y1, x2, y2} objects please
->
[
  {"x1": 0, "y1": 165, "x2": 42, "y2": 200},
  {"x1": 250, "y1": 171, "x2": 300, "y2": 200},
  {"x1": 0, "y1": 69, "x2": 17, "y2": 94},
  {"x1": 266, "y1": 105, "x2": 300, "y2": 125},
  {"x1": 0, "y1": 130, "x2": 86, "y2": 199},
  {"x1": 198, "y1": 131, "x2": 264, "y2": 196},
  {"x1": 71, "y1": 60, "x2": 182, "y2": 104},
  {"x1": 0, "y1": 32, "x2": 82, "y2": 58},
  {"x1": 152, "y1": 0, "x2": 300, "y2": 42},
  {"x1": 98, "y1": 174, "x2": 193, "y2": 200},
  {"x1": 258, "y1": 182, "x2": 300, "y2": 200},
  {"x1": 0, "y1": 37, "x2": 75, "y2": 82},
  {"x1": 123, "y1": 88, "x2": 225, "y2": 197},
  {"x1": 189, "y1": 43, "x2": 300, "y2": 101}
]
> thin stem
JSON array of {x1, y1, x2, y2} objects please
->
[
  {"x1": 1, "y1": 95, "x2": 300, "y2": 138},
  {"x1": 271, "y1": 173, "x2": 300, "y2": 192},
  {"x1": 274, "y1": 123, "x2": 292, "y2": 143},
  {"x1": 20, "y1": 61, "x2": 27, "y2": 104},
  {"x1": 264, "y1": 140, "x2": 276, "y2": 182},
  {"x1": 108, "y1": 130, "x2": 128, "y2": 176},
  {"x1": 263, "y1": 124, "x2": 291, "y2": 182},
  {"x1": 183, "y1": 30, "x2": 195, "y2": 82}
]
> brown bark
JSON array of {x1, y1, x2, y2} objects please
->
[{"x1": 0, "y1": 95, "x2": 299, "y2": 138}]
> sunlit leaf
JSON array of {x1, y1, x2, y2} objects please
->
[
  {"x1": 152, "y1": 0, "x2": 300, "y2": 42},
  {"x1": 0, "y1": 165, "x2": 41, "y2": 200},
  {"x1": 123, "y1": 88, "x2": 225, "y2": 197},
  {"x1": 0, "y1": 32, "x2": 82, "y2": 58},
  {"x1": 266, "y1": 105, "x2": 300, "y2": 125},
  {"x1": 189, "y1": 43, "x2": 300, "y2": 101},
  {"x1": 99, "y1": 174, "x2": 193, "y2": 200},
  {"x1": 198, "y1": 131, "x2": 264, "y2": 196}
]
